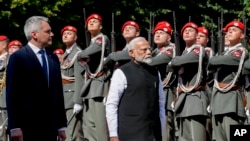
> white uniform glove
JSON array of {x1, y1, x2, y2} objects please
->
[
  {"x1": 73, "y1": 103, "x2": 83, "y2": 114},
  {"x1": 207, "y1": 105, "x2": 211, "y2": 113},
  {"x1": 171, "y1": 101, "x2": 175, "y2": 112},
  {"x1": 245, "y1": 107, "x2": 250, "y2": 116}
]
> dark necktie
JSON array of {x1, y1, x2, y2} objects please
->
[{"x1": 39, "y1": 50, "x2": 48, "y2": 81}]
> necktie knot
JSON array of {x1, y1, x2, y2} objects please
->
[{"x1": 39, "y1": 50, "x2": 45, "y2": 55}]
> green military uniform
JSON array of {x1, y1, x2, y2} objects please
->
[
  {"x1": 0, "y1": 52, "x2": 8, "y2": 141},
  {"x1": 148, "y1": 42, "x2": 177, "y2": 141},
  {"x1": 243, "y1": 58, "x2": 250, "y2": 124},
  {"x1": 208, "y1": 43, "x2": 248, "y2": 141},
  {"x1": 77, "y1": 33, "x2": 110, "y2": 141},
  {"x1": 61, "y1": 44, "x2": 83, "y2": 141},
  {"x1": 170, "y1": 44, "x2": 209, "y2": 141},
  {"x1": 204, "y1": 47, "x2": 214, "y2": 141}
]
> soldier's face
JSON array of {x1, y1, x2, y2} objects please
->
[
  {"x1": 196, "y1": 32, "x2": 208, "y2": 47},
  {"x1": 87, "y1": 19, "x2": 102, "y2": 32},
  {"x1": 154, "y1": 30, "x2": 171, "y2": 46},
  {"x1": 130, "y1": 39, "x2": 152, "y2": 64},
  {"x1": 122, "y1": 26, "x2": 139, "y2": 39},
  {"x1": 226, "y1": 27, "x2": 244, "y2": 44},
  {"x1": 33, "y1": 21, "x2": 54, "y2": 47},
  {"x1": 182, "y1": 27, "x2": 197, "y2": 42},
  {"x1": 8, "y1": 46, "x2": 20, "y2": 55},
  {"x1": 224, "y1": 33, "x2": 230, "y2": 46},
  {"x1": 62, "y1": 30, "x2": 77, "y2": 45},
  {"x1": 0, "y1": 41, "x2": 7, "y2": 54}
]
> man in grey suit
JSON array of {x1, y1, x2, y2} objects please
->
[
  {"x1": 169, "y1": 22, "x2": 209, "y2": 141},
  {"x1": 75, "y1": 13, "x2": 110, "y2": 141},
  {"x1": 60, "y1": 25, "x2": 83, "y2": 141}
]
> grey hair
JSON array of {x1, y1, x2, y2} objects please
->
[
  {"x1": 24, "y1": 16, "x2": 49, "y2": 41},
  {"x1": 127, "y1": 36, "x2": 147, "y2": 51}
]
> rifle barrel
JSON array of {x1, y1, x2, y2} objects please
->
[{"x1": 83, "y1": 8, "x2": 89, "y2": 47}]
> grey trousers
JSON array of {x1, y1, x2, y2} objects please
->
[
  {"x1": 212, "y1": 114, "x2": 245, "y2": 141},
  {"x1": 66, "y1": 108, "x2": 84, "y2": 141},
  {"x1": 82, "y1": 98, "x2": 108, "y2": 141},
  {"x1": 177, "y1": 116, "x2": 207, "y2": 141}
]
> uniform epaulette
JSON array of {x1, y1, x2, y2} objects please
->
[
  {"x1": 192, "y1": 46, "x2": 202, "y2": 54},
  {"x1": 231, "y1": 49, "x2": 244, "y2": 57},
  {"x1": 95, "y1": 37, "x2": 103, "y2": 44}
]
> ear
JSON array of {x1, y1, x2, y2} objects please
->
[
  {"x1": 74, "y1": 35, "x2": 78, "y2": 41},
  {"x1": 31, "y1": 31, "x2": 37, "y2": 39},
  {"x1": 135, "y1": 31, "x2": 140, "y2": 37},
  {"x1": 240, "y1": 32, "x2": 244, "y2": 40},
  {"x1": 129, "y1": 49, "x2": 134, "y2": 58},
  {"x1": 100, "y1": 24, "x2": 103, "y2": 30}
]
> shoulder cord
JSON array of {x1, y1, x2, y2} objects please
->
[
  {"x1": 214, "y1": 47, "x2": 246, "y2": 92},
  {"x1": 60, "y1": 47, "x2": 82, "y2": 81},
  {"x1": 179, "y1": 46, "x2": 204, "y2": 93},
  {"x1": 162, "y1": 44, "x2": 176, "y2": 87},
  {"x1": 61, "y1": 47, "x2": 81, "y2": 70},
  {"x1": 83, "y1": 33, "x2": 105, "y2": 79}
]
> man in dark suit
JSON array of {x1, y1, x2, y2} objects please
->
[{"x1": 6, "y1": 16, "x2": 67, "y2": 141}]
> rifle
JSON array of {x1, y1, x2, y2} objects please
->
[
  {"x1": 243, "y1": 18, "x2": 248, "y2": 47},
  {"x1": 172, "y1": 11, "x2": 180, "y2": 56},
  {"x1": 111, "y1": 13, "x2": 116, "y2": 52},
  {"x1": 217, "y1": 10, "x2": 224, "y2": 55},
  {"x1": 148, "y1": 12, "x2": 154, "y2": 48},
  {"x1": 189, "y1": 16, "x2": 191, "y2": 22},
  {"x1": 210, "y1": 19, "x2": 215, "y2": 52},
  {"x1": 83, "y1": 8, "x2": 90, "y2": 47}
]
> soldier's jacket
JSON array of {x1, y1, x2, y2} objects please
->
[
  {"x1": 149, "y1": 43, "x2": 175, "y2": 77},
  {"x1": 205, "y1": 47, "x2": 215, "y2": 102},
  {"x1": 104, "y1": 45, "x2": 131, "y2": 68},
  {"x1": 170, "y1": 44, "x2": 209, "y2": 117},
  {"x1": 243, "y1": 59, "x2": 250, "y2": 109},
  {"x1": 61, "y1": 44, "x2": 81, "y2": 109},
  {"x1": 77, "y1": 33, "x2": 110, "y2": 99},
  {"x1": 208, "y1": 43, "x2": 248, "y2": 118},
  {"x1": 148, "y1": 43, "x2": 177, "y2": 111},
  {"x1": 0, "y1": 53, "x2": 8, "y2": 109}
]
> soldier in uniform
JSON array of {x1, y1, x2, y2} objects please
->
[
  {"x1": 75, "y1": 13, "x2": 110, "y2": 141},
  {"x1": 7, "y1": 40, "x2": 23, "y2": 55},
  {"x1": 147, "y1": 21, "x2": 176, "y2": 141},
  {"x1": 169, "y1": 22, "x2": 209, "y2": 141},
  {"x1": 208, "y1": 20, "x2": 248, "y2": 141},
  {"x1": 103, "y1": 20, "x2": 140, "y2": 88},
  {"x1": 53, "y1": 48, "x2": 64, "y2": 63},
  {"x1": 196, "y1": 26, "x2": 214, "y2": 141},
  {"x1": 0, "y1": 35, "x2": 8, "y2": 141},
  {"x1": 60, "y1": 25, "x2": 83, "y2": 141},
  {"x1": 104, "y1": 20, "x2": 140, "y2": 69}
]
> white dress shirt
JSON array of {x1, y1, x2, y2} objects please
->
[{"x1": 105, "y1": 68, "x2": 166, "y2": 137}]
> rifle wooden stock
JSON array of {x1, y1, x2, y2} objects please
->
[
  {"x1": 210, "y1": 19, "x2": 215, "y2": 52},
  {"x1": 83, "y1": 8, "x2": 90, "y2": 47},
  {"x1": 111, "y1": 13, "x2": 116, "y2": 52},
  {"x1": 148, "y1": 12, "x2": 154, "y2": 48},
  {"x1": 243, "y1": 19, "x2": 248, "y2": 47},
  {"x1": 173, "y1": 11, "x2": 180, "y2": 56}
]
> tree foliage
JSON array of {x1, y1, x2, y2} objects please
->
[{"x1": 0, "y1": 0, "x2": 249, "y2": 50}]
